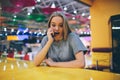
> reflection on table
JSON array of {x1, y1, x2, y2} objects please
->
[{"x1": 0, "y1": 57, "x2": 120, "y2": 80}]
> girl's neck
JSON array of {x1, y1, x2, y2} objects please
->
[{"x1": 54, "y1": 36, "x2": 63, "y2": 42}]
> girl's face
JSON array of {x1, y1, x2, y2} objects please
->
[{"x1": 50, "y1": 16, "x2": 64, "y2": 40}]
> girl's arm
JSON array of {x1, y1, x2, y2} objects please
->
[
  {"x1": 34, "y1": 28, "x2": 54, "y2": 66},
  {"x1": 33, "y1": 40, "x2": 52, "y2": 66},
  {"x1": 45, "y1": 51, "x2": 85, "y2": 68}
]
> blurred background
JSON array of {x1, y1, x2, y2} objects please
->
[{"x1": 0, "y1": 0, "x2": 91, "y2": 53}]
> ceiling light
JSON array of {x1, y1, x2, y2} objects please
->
[
  {"x1": 82, "y1": 13, "x2": 85, "y2": 16},
  {"x1": 37, "y1": 0, "x2": 41, "y2": 2},
  {"x1": 14, "y1": 15, "x2": 17, "y2": 18},
  {"x1": 32, "y1": 6, "x2": 35, "y2": 10},
  {"x1": 72, "y1": 17, "x2": 75, "y2": 20},
  {"x1": 4, "y1": 28, "x2": 7, "y2": 31},
  {"x1": 51, "y1": 2, "x2": 56, "y2": 8},
  {"x1": 27, "y1": 13, "x2": 31, "y2": 15},
  {"x1": 11, "y1": 29, "x2": 14, "y2": 32},
  {"x1": 64, "y1": 7, "x2": 67, "y2": 11},
  {"x1": 88, "y1": 16, "x2": 91, "y2": 19},
  {"x1": 74, "y1": 10, "x2": 77, "y2": 14}
]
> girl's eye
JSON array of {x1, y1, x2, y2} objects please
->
[
  {"x1": 51, "y1": 24, "x2": 56, "y2": 27},
  {"x1": 59, "y1": 24, "x2": 63, "y2": 27}
]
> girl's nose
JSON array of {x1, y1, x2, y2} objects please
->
[{"x1": 55, "y1": 27, "x2": 59, "y2": 30}]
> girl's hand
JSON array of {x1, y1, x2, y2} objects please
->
[
  {"x1": 47, "y1": 28, "x2": 54, "y2": 43},
  {"x1": 45, "y1": 58, "x2": 55, "y2": 67}
]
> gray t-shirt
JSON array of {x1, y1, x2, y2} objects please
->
[{"x1": 38, "y1": 32, "x2": 87, "y2": 62}]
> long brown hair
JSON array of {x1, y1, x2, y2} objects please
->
[{"x1": 47, "y1": 11, "x2": 71, "y2": 40}]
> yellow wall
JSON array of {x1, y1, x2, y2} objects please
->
[
  {"x1": 81, "y1": 0, "x2": 120, "y2": 48},
  {"x1": 90, "y1": 0, "x2": 120, "y2": 48},
  {"x1": 80, "y1": 0, "x2": 120, "y2": 67}
]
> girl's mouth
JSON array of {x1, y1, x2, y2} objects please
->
[
  {"x1": 52, "y1": 32, "x2": 60, "y2": 37},
  {"x1": 54, "y1": 32, "x2": 59, "y2": 35}
]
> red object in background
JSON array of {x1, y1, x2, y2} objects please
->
[
  {"x1": 0, "y1": 16, "x2": 7, "y2": 26},
  {"x1": 0, "y1": 16, "x2": 7, "y2": 21},
  {"x1": 41, "y1": 7, "x2": 62, "y2": 14},
  {"x1": 23, "y1": 54, "x2": 29, "y2": 60},
  {"x1": 7, "y1": 53, "x2": 14, "y2": 58},
  {"x1": 23, "y1": 0, "x2": 36, "y2": 7},
  {"x1": 65, "y1": 13, "x2": 73, "y2": 18},
  {"x1": 10, "y1": 0, "x2": 36, "y2": 7},
  {"x1": 3, "y1": 6, "x2": 21, "y2": 13},
  {"x1": 18, "y1": 51, "x2": 22, "y2": 54},
  {"x1": 3, "y1": 0, "x2": 36, "y2": 13},
  {"x1": 11, "y1": 0, "x2": 23, "y2": 8}
]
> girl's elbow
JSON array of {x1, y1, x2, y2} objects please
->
[
  {"x1": 33, "y1": 60, "x2": 40, "y2": 66},
  {"x1": 78, "y1": 62, "x2": 85, "y2": 68},
  {"x1": 81, "y1": 62, "x2": 85, "y2": 68},
  {"x1": 34, "y1": 63, "x2": 40, "y2": 66},
  {"x1": 80, "y1": 63, "x2": 85, "y2": 68}
]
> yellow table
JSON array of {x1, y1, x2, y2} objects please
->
[{"x1": 0, "y1": 58, "x2": 120, "y2": 80}]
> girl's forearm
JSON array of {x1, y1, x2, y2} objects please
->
[
  {"x1": 52, "y1": 60, "x2": 85, "y2": 68},
  {"x1": 34, "y1": 41, "x2": 52, "y2": 66}
]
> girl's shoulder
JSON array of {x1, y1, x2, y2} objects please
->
[
  {"x1": 68, "y1": 32, "x2": 79, "y2": 39},
  {"x1": 41, "y1": 35, "x2": 48, "y2": 42},
  {"x1": 42, "y1": 35, "x2": 48, "y2": 39}
]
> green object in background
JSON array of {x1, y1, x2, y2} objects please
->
[
  {"x1": 1, "y1": 12, "x2": 48, "y2": 26},
  {"x1": 28, "y1": 13, "x2": 46, "y2": 22}
]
